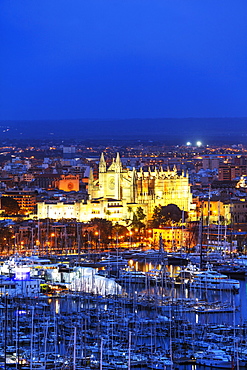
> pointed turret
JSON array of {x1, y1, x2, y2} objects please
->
[
  {"x1": 165, "y1": 166, "x2": 171, "y2": 178},
  {"x1": 130, "y1": 167, "x2": 137, "y2": 203},
  {"x1": 89, "y1": 167, "x2": 94, "y2": 181},
  {"x1": 115, "y1": 152, "x2": 122, "y2": 172},
  {"x1": 99, "y1": 152, "x2": 106, "y2": 173},
  {"x1": 116, "y1": 152, "x2": 121, "y2": 164},
  {"x1": 88, "y1": 167, "x2": 94, "y2": 199},
  {"x1": 108, "y1": 157, "x2": 116, "y2": 171},
  {"x1": 131, "y1": 166, "x2": 136, "y2": 179}
]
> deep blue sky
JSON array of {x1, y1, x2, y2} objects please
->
[{"x1": 1, "y1": 0, "x2": 247, "y2": 121}]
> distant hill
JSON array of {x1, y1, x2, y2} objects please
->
[{"x1": 0, "y1": 117, "x2": 246, "y2": 145}]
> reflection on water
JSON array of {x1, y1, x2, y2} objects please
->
[
  {"x1": 46, "y1": 261, "x2": 247, "y2": 370},
  {"x1": 47, "y1": 261, "x2": 247, "y2": 370},
  {"x1": 129, "y1": 260, "x2": 181, "y2": 276},
  {"x1": 126, "y1": 260, "x2": 247, "y2": 326},
  {"x1": 52, "y1": 260, "x2": 247, "y2": 327}
]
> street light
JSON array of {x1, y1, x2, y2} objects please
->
[
  {"x1": 94, "y1": 231, "x2": 100, "y2": 250},
  {"x1": 50, "y1": 233, "x2": 55, "y2": 254},
  {"x1": 129, "y1": 231, "x2": 133, "y2": 247}
]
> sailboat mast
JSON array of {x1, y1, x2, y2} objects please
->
[
  {"x1": 217, "y1": 200, "x2": 221, "y2": 249},
  {"x1": 4, "y1": 294, "x2": 8, "y2": 370},
  {"x1": 73, "y1": 326, "x2": 77, "y2": 370},
  {"x1": 207, "y1": 185, "x2": 211, "y2": 246},
  {"x1": 128, "y1": 331, "x2": 131, "y2": 370},
  {"x1": 100, "y1": 337, "x2": 103, "y2": 370},
  {"x1": 30, "y1": 307, "x2": 34, "y2": 370},
  {"x1": 77, "y1": 222, "x2": 81, "y2": 262},
  {"x1": 199, "y1": 202, "x2": 204, "y2": 269}
]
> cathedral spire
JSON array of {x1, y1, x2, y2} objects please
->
[
  {"x1": 130, "y1": 167, "x2": 137, "y2": 203},
  {"x1": 99, "y1": 152, "x2": 106, "y2": 173},
  {"x1": 88, "y1": 167, "x2": 94, "y2": 199},
  {"x1": 131, "y1": 166, "x2": 136, "y2": 180},
  {"x1": 115, "y1": 152, "x2": 122, "y2": 172},
  {"x1": 89, "y1": 167, "x2": 94, "y2": 181},
  {"x1": 116, "y1": 152, "x2": 121, "y2": 164}
]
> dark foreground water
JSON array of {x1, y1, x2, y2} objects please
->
[{"x1": 1, "y1": 273, "x2": 246, "y2": 369}]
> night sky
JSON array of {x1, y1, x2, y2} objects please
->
[{"x1": 1, "y1": 0, "x2": 247, "y2": 121}]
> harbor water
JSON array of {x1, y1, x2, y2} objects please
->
[{"x1": 1, "y1": 259, "x2": 247, "y2": 369}]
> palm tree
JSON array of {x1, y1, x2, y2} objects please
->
[{"x1": 126, "y1": 206, "x2": 133, "y2": 226}]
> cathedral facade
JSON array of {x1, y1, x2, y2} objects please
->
[
  {"x1": 87, "y1": 153, "x2": 192, "y2": 221},
  {"x1": 37, "y1": 153, "x2": 193, "y2": 224}
]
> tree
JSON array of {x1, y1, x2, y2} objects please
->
[
  {"x1": 136, "y1": 207, "x2": 146, "y2": 222},
  {"x1": 1, "y1": 197, "x2": 20, "y2": 215},
  {"x1": 151, "y1": 204, "x2": 186, "y2": 227},
  {"x1": 112, "y1": 223, "x2": 128, "y2": 238},
  {"x1": 126, "y1": 206, "x2": 133, "y2": 226},
  {"x1": 127, "y1": 206, "x2": 133, "y2": 215},
  {"x1": 0, "y1": 225, "x2": 14, "y2": 251},
  {"x1": 130, "y1": 207, "x2": 146, "y2": 231},
  {"x1": 151, "y1": 205, "x2": 163, "y2": 228},
  {"x1": 89, "y1": 218, "x2": 113, "y2": 246}
]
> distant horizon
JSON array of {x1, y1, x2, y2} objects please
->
[
  {"x1": 0, "y1": 117, "x2": 247, "y2": 146},
  {"x1": 1, "y1": 116, "x2": 247, "y2": 121}
]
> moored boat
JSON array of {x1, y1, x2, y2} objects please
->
[{"x1": 195, "y1": 348, "x2": 233, "y2": 368}]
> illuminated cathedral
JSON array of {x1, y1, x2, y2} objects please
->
[
  {"x1": 37, "y1": 153, "x2": 192, "y2": 223},
  {"x1": 87, "y1": 153, "x2": 192, "y2": 221}
]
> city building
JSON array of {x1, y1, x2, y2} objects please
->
[
  {"x1": 202, "y1": 156, "x2": 220, "y2": 170},
  {"x1": 37, "y1": 153, "x2": 193, "y2": 224},
  {"x1": 218, "y1": 164, "x2": 247, "y2": 181},
  {"x1": 2, "y1": 189, "x2": 37, "y2": 214},
  {"x1": 153, "y1": 226, "x2": 196, "y2": 251},
  {"x1": 58, "y1": 174, "x2": 80, "y2": 192}
]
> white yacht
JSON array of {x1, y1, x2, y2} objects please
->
[
  {"x1": 0, "y1": 254, "x2": 57, "y2": 278},
  {"x1": 195, "y1": 348, "x2": 232, "y2": 368},
  {"x1": 191, "y1": 268, "x2": 240, "y2": 291},
  {"x1": 0, "y1": 264, "x2": 42, "y2": 298},
  {"x1": 175, "y1": 264, "x2": 240, "y2": 291}
]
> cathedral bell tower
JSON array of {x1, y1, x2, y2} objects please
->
[
  {"x1": 99, "y1": 152, "x2": 106, "y2": 173},
  {"x1": 115, "y1": 152, "x2": 122, "y2": 173},
  {"x1": 103, "y1": 153, "x2": 122, "y2": 200},
  {"x1": 98, "y1": 152, "x2": 107, "y2": 198}
]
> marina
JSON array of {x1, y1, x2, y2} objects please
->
[
  {"x1": 2, "y1": 0, "x2": 247, "y2": 367},
  {"x1": 0, "y1": 250, "x2": 247, "y2": 370}
]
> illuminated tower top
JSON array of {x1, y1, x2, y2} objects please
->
[{"x1": 99, "y1": 152, "x2": 106, "y2": 173}]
